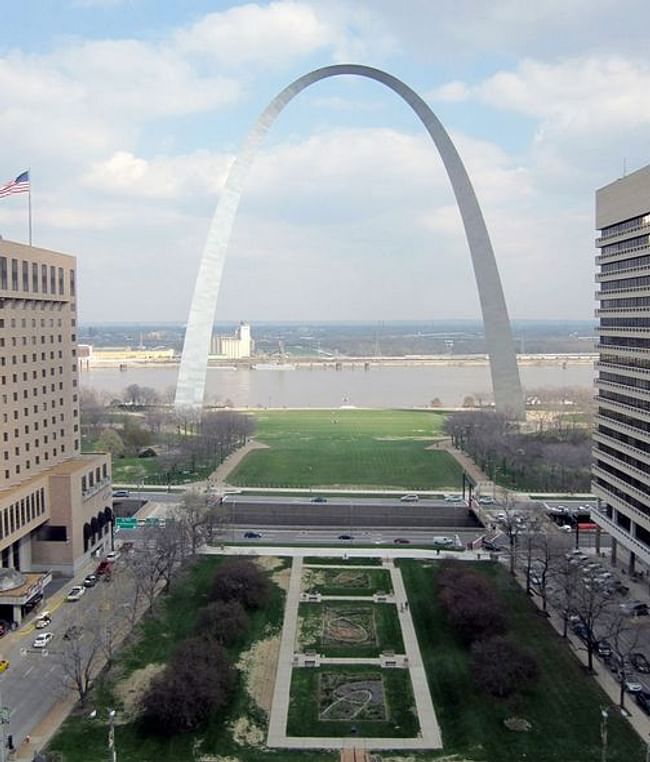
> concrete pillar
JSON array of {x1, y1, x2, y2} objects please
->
[
  {"x1": 595, "y1": 526, "x2": 602, "y2": 555},
  {"x1": 629, "y1": 551, "x2": 636, "y2": 576},
  {"x1": 12, "y1": 604, "x2": 22, "y2": 625},
  {"x1": 611, "y1": 537, "x2": 617, "y2": 566}
]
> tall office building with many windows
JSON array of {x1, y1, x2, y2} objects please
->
[
  {"x1": 0, "y1": 239, "x2": 111, "y2": 622},
  {"x1": 592, "y1": 164, "x2": 650, "y2": 571}
]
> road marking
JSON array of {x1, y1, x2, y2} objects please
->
[{"x1": 23, "y1": 665, "x2": 34, "y2": 677}]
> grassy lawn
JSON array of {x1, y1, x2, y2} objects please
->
[
  {"x1": 298, "y1": 601, "x2": 404, "y2": 658},
  {"x1": 401, "y1": 559, "x2": 645, "y2": 762},
  {"x1": 303, "y1": 567, "x2": 393, "y2": 596},
  {"x1": 47, "y1": 556, "x2": 335, "y2": 762},
  {"x1": 111, "y1": 456, "x2": 216, "y2": 485},
  {"x1": 229, "y1": 409, "x2": 460, "y2": 489},
  {"x1": 287, "y1": 666, "x2": 419, "y2": 738}
]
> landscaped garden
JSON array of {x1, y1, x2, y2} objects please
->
[
  {"x1": 297, "y1": 601, "x2": 404, "y2": 658},
  {"x1": 400, "y1": 559, "x2": 645, "y2": 762},
  {"x1": 303, "y1": 566, "x2": 393, "y2": 597},
  {"x1": 287, "y1": 666, "x2": 419, "y2": 738},
  {"x1": 228, "y1": 409, "x2": 460, "y2": 489}
]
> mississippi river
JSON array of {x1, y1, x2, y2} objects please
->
[{"x1": 79, "y1": 362, "x2": 594, "y2": 408}]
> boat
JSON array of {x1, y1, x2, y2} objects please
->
[{"x1": 252, "y1": 363, "x2": 297, "y2": 371}]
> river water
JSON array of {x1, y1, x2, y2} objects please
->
[{"x1": 79, "y1": 362, "x2": 594, "y2": 408}]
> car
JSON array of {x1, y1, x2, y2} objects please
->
[
  {"x1": 35, "y1": 612, "x2": 51, "y2": 629},
  {"x1": 559, "y1": 524, "x2": 573, "y2": 533},
  {"x1": 32, "y1": 632, "x2": 53, "y2": 648},
  {"x1": 636, "y1": 690, "x2": 650, "y2": 715},
  {"x1": 243, "y1": 531, "x2": 262, "y2": 539},
  {"x1": 112, "y1": 490, "x2": 130, "y2": 499},
  {"x1": 597, "y1": 640, "x2": 613, "y2": 658},
  {"x1": 311, "y1": 496, "x2": 327, "y2": 503},
  {"x1": 478, "y1": 496, "x2": 495, "y2": 505},
  {"x1": 432, "y1": 536, "x2": 455, "y2": 547},
  {"x1": 393, "y1": 538, "x2": 411, "y2": 544},
  {"x1": 444, "y1": 494, "x2": 464, "y2": 502},
  {"x1": 66, "y1": 585, "x2": 85, "y2": 602},
  {"x1": 400, "y1": 494, "x2": 419, "y2": 502},
  {"x1": 105, "y1": 550, "x2": 120, "y2": 563},
  {"x1": 622, "y1": 678, "x2": 644, "y2": 694},
  {"x1": 96, "y1": 560, "x2": 113, "y2": 576},
  {"x1": 83, "y1": 574, "x2": 98, "y2": 588},
  {"x1": 0, "y1": 660, "x2": 8, "y2": 673},
  {"x1": 338, "y1": 534, "x2": 354, "y2": 541},
  {"x1": 631, "y1": 652, "x2": 650, "y2": 674},
  {"x1": 63, "y1": 625, "x2": 83, "y2": 640},
  {"x1": 620, "y1": 601, "x2": 649, "y2": 617}
]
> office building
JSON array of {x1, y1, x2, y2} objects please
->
[
  {"x1": 592, "y1": 164, "x2": 650, "y2": 570},
  {"x1": 0, "y1": 239, "x2": 111, "y2": 621}
]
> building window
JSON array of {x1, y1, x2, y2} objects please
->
[
  {"x1": 32, "y1": 262, "x2": 38, "y2": 292},
  {"x1": 22, "y1": 261, "x2": 29, "y2": 291},
  {"x1": 0, "y1": 257, "x2": 7, "y2": 289},
  {"x1": 41, "y1": 264, "x2": 48, "y2": 293},
  {"x1": 11, "y1": 259, "x2": 18, "y2": 290}
]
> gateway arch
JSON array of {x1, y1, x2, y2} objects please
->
[{"x1": 175, "y1": 64, "x2": 524, "y2": 418}]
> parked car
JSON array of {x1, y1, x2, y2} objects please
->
[
  {"x1": 0, "y1": 660, "x2": 9, "y2": 673},
  {"x1": 243, "y1": 531, "x2": 262, "y2": 539},
  {"x1": 63, "y1": 625, "x2": 83, "y2": 641},
  {"x1": 620, "y1": 601, "x2": 649, "y2": 617},
  {"x1": 393, "y1": 538, "x2": 411, "y2": 544},
  {"x1": 66, "y1": 586, "x2": 85, "y2": 602},
  {"x1": 338, "y1": 534, "x2": 354, "y2": 541},
  {"x1": 597, "y1": 641, "x2": 613, "y2": 658},
  {"x1": 105, "y1": 550, "x2": 121, "y2": 563},
  {"x1": 96, "y1": 560, "x2": 113, "y2": 577},
  {"x1": 631, "y1": 652, "x2": 650, "y2": 674},
  {"x1": 35, "y1": 612, "x2": 51, "y2": 629},
  {"x1": 622, "y1": 678, "x2": 644, "y2": 694},
  {"x1": 400, "y1": 494, "x2": 419, "y2": 502},
  {"x1": 33, "y1": 632, "x2": 53, "y2": 648},
  {"x1": 83, "y1": 574, "x2": 98, "y2": 588},
  {"x1": 636, "y1": 691, "x2": 650, "y2": 715},
  {"x1": 112, "y1": 490, "x2": 130, "y2": 498},
  {"x1": 311, "y1": 496, "x2": 327, "y2": 503}
]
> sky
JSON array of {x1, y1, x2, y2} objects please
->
[{"x1": 1, "y1": 1, "x2": 650, "y2": 324}]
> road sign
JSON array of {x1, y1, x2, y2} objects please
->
[{"x1": 115, "y1": 517, "x2": 137, "y2": 530}]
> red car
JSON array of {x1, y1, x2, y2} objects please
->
[{"x1": 95, "y1": 560, "x2": 113, "y2": 576}]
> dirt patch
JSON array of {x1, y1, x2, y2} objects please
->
[
  {"x1": 230, "y1": 716, "x2": 265, "y2": 746},
  {"x1": 254, "y1": 555, "x2": 283, "y2": 573},
  {"x1": 237, "y1": 636, "x2": 281, "y2": 714},
  {"x1": 113, "y1": 663, "x2": 165, "y2": 720},
  {"x1": 272, "y1": 566, "x2": 290, "y2": 592}
]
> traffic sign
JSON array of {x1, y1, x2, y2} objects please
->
[{"x1": 115, "y1": 517, "x2": 137, "y2": 530}]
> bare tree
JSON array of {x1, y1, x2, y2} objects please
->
[
  {"x1": 552, "y1": 556, "x2": 582, "y2": 639},
  {"x1": 529, "y1": 531, "x2": 571, "y2": 613},
  {"x1": 174, "y1": 491, "x2": 211, "y2": 555},
  {"x1": 57, "y1": 619, "x2": 103, "y2": 703},
  {"x1": 607, "y1": 611, "x2": 644, "y2": 711}
]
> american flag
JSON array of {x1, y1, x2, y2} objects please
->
[{"x1": 0, "y1": 171, "x2": 30, "y2": 198}]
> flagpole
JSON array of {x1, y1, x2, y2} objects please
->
[{"x1": 28, "y1": 168, "x2": 32, "y2": 246}]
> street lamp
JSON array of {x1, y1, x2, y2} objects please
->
[{"x1": 600, "y1": 707, "x2": 609, "y2": 762}]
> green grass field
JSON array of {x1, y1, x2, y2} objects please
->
[
  {"x1": 298, "y1": 601, "x2": 404, "y2": 658},
  {"x1": 302, "y1": 567, "x2": 393, "y2": 596},
  {"x1": 401, "y1": 560, "x2": 644, "y2": 762},
  {"x1": 229, "y1": 409, "x2": 460, "y2": 489},
  {"x1": 111, "y1": 456, "x2": 216, "y2": 485},
  {"x1": 288, "y1": 666, "x2": 419, "y2": 738}
]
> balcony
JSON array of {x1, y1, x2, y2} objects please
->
[
  {"x1": 591, "y1": 480, "x2": 650, "y2": 535},
  {"x1": 595, "y1": 343, "x2": 650, "y2": 359},
  {"x1": 595, "y1": 378, "x2": 650, "y2": 401},
  {"x1": 596, "y1": 221, "x2": 650, "y2": 245},
  {"x1": 596, "y1": 307, "x2": 650, "y2": 317},
  {"x1": 593, "y1": 448, "x2": 650, "y2": 485},
  {"x1": 597, "y1": 264, "x2": 650, "y2": 282},
  {"x1": 596, "y1": 361, "x2": 650, "y2": 378},
  {"x1": 592, "y1": 464, "x2": 650, "y2": 508},
  {"x1": 596, "y1": 242, "x2": 650, "y2": 263},
  {"x1": 596, "y1": 285, "x2": 650, "y2": 299}
]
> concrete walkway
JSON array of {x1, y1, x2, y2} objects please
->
[{"x1": 265, "y1": 553, "x2": 443, "y2": 751}]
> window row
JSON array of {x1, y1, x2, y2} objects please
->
[
  {"x1": 0, "y1": 258, "x2": 74, "y2": 297},
  {"x1": 600, "y1": 214, "x2": 650, "y2": 241},
  {"x1": 81, "y1": 463, "x2": 109, "y2": 494},
  {"x1": 0, "y1": 487, "x2": 46, "y2": 540}
]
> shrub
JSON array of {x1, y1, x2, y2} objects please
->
[
  {"x1": 140, "y1": 638, "x2": 236, "y2": 734},
  {"x1": 210, "y1": 559, "x2": 272, "y2": 610},
  {"x1": 471, "y1": 636, "x2": 538, "y2": 698},
  {"x1": 197, "y1": 600, "x2": 250, "y2": 645}
]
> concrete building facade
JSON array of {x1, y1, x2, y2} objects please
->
[
  {"x1": 0, "y1": 239, "x2": 111, "y2": 621},
  {"x1": 592, "y1": 164, "x2": 650, "y2": 570},
  {"x1": 210, "y1": 321, "x2": 253, "y2": 359}
]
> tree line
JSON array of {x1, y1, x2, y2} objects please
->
[{"x1": 444, "y1": 410, "x2": 591, "y2": 492}]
